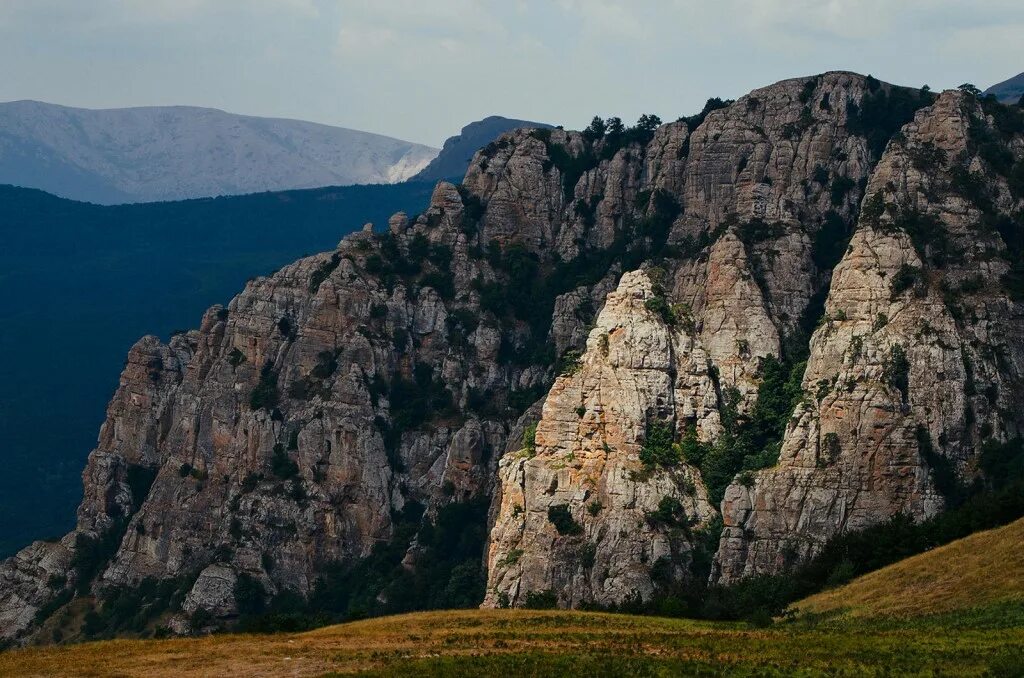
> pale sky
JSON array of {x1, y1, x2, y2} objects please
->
[{"x1": 1, "y1": 0, "x2": 1022, "y2": 146}]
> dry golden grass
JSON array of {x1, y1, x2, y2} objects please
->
[
  {"x1": 1, "y1": 606, "x2": 1022, "y2": 677},
  {"x1": 4, "y1": 520, "x2": 1024, "y2": 676},
  {"x1": 794, "y1": 517, "x2": 1024, "y2": 619}
]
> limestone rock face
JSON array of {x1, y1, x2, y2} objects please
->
[
  {"x1": 0, "y1": 93, "x2": 695, "y2": 642},
  {"x1": 0, "y1": 540, "x2": 72, "y2": 642},
  {"x1": 713, "y1": 90, "x2": 1024, "y2": 582},
  {"x1": 677, "y1": 73, "x2": 871, "y2": 235},
  {"x1": 484, "y1": 271, "x2": 717, "y2": 607},
  {"x1": 4, "y1": 73, "x2": 1022, "y2": 639},
  {"x1": 181, "y1": 565, "x2": 239, "y2": 619}
]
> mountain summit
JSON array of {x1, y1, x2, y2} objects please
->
[
  {"x1": 984, "y1": 72, "x2": 1024, "y2": 104},
  {"x1": 0, "y1": 101, "x2": 439, "y2": 203},
  {"x1": 410, "y1": 115, "x2": 552, "y2": 182},
  {"x1": 1, "y1": 72, "x2": 1022, "y2": 645}
]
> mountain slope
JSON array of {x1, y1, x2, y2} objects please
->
[
  {"x1": 0, "y1": 101, "x2": 439, "y2": 203},
  {"x1": 794, "y1": 517, "x2": 1024, "y2": 619},
  {"x1": 985, "y1": 72, "x2": 1024, "y2": 104},
  {"x1": 409, "y1": 115, "x2": 552, "y2": 182},
  {"x1": 0, "y1": 182, "x2": 435, "y2": 560}
]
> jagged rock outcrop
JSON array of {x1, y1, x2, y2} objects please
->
[
  {"x1": 0, "y1": 540, "x2": 72, "y2": 642},
  {"x1": 713, "y1": 89, "x2": 1024, "y2": 582},
  {"x1": 484, "y1": 270, "x2": 718, "y2": 607},
  {"x1": 484, "y1": 72, "x2": 905, "y2": 606},
  {"x1": 3, "y1": 72, "x2": 1022, "y2": 639},
  {"x1": 411, "y1": 116, "x2": 554, "y2": 183},
  {"x1": 0, "y1": 94, "x2": 691, "y2": 641}
]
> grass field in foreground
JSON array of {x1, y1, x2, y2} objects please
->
[
  {"x1": 4, "y1": 518, "x2": 1024, "y2": 677},
  {"x1": 1, "y1": 605, "x2": 1022, "y2": 677}
]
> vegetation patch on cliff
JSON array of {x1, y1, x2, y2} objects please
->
[
  {"x1": 234, "y1": 499, "x2": 489, "y2": 633},
  {"x1": 688, "y1": 356, "x2": 806, "y2": 504}
]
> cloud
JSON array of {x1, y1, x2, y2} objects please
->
[
  {"x1": 1, "y1": 0, "x2": 1022, "y2": 145},
  {"x1": 0, "y1": 0, "x2": 319, "y2": 30},
  {"x1": 556, "y1": 0, "x2": 646, "y2": 41}
]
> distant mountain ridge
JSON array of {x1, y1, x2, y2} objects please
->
[
  {"x1": 411, "y1": 115, "x2": 552, "y2": 182},
  {"x1": 0, "y1": 100, "x2": 439, "y2": 203},
  {"x1": 984, "y1": 72, "x2": 1024, "y2": 104}
]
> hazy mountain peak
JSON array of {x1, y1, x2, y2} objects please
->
[
  {"x1": 983, "y1": 71, "x2": 1024, "y2": 104},
  {"x1": 0, "y1": 100, "x2": 439, "y2": 204},
  {"x1": 410, "y1": 114, "x2": 553, "y2": 182}
]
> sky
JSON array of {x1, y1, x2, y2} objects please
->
[{"x1": 1, "y1": 0, "x2": 1022, "y2": 147}]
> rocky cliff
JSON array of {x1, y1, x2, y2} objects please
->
[
  {"x1": 410, "y1": 116, "x2": 554, "y2": 183},
  {"x1": 713, "y1": 88, "x2": 1024, "y2": 582},
  {"x1": 484, "y1": 71, "x2": 897, "y2": 607},
  {"x1": 3, "y1": 72, "x2": 1022, "y2": 642}
]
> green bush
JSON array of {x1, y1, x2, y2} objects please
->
[
  {"x1": 799, "y1": 78, "x2": 818, "y2": 104},
  {"x1": 641, "y1": 437, "x2": 1024, "y2": 622},
  {"x1": 276, "y1": 316, "x2": 295, "y2": 340},
  {"x1": 1010, "y1": 162, "x2": 1024, "y2": 201},
  {"x1": 408, "y1": 233, "x2": 429, "y2": 263},
  {"x1": 76, "y1": 575, "x2": 194, "y2": 639},
  {"x1": 678, "y1": 98, "x2": 732, "y2": 136},
  {"x1": 309, "y1": 253, "x2": 341, "y2": 292},
  {"x1": 523, "y1": 424, "x2": 537, "y2": 455},
  {"x1": 908, "y1": 141, "x2": 947, "y2": 171},
  {"x1": 639, "y1": 421, "x2": 681, "y2": 467},
  {"x1": 70, "y1": 520, "x2": 129, "y2": 595},
  {"x1": 547, "y1": 504, "x2": 583, "y2": 536},
  {"x1": 812, "y1": 211, "x2": 853, "y2": 273},
  {"x1": 531, "y1": 130, "x2": 598, "y2": 200},
  {"x1": 890, "y1": 263, "x2": 921, "y2": 297},
  {"x1": 582, "y1": 116, "x2": 606, "y2": 142},
  {"x1": 829, "y1": 175, "x2": 856, "y2": 206},
  {"x1": 645, "y1": 496, "x2": 687, "y2": 529},
  {"x1": 301, "y1": 499, "x2": 488, "y2": 624},
  {"x1": 892, "y1": 207, "x2": 952, "y2": 268},
  {"x1": 234, "y1": 573, "x2": 267, "y2": 617},
  {"x1": 310, "y1": 350, "x2": 339, "y2": 380},
  {"x1": 916, "y1": 425, "x2": 961, "y2": 504},
  {"x1": 227, "y1": 347, "x2": 246, "y2": 367},
  {"x1": 249, "y1": 362, "x2": 280, "y2": 411},
  {"x1": 456, "y1": 185, "x2": 485, "y2": 235},
  {"x1": 420, "y1": 271, "x2": 455, "y2": 299},
  {"x1": 694, "y1": 357, "x2": 805, "y2": 504},
  {"x1": 522, "y1": 589, "x2": 559, "y2": 609},
  {"x1": 644, "y1": 295, "x2": 676, "y2": 325},
  {"x1": 950, "y1": 165, "x2": 991, "y2": 211},
  {"x1": 270, "y1": 443, "x2": 299, "y2": 480},
  {"x1": 883, "y1": 344, "x2": 910, "y2": 406},
  {"x1": 821, "y1": 432, "x2": 842, "y2": 465}
]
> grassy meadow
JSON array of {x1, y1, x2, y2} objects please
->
[
  {"x1": 3, "y1": 519, "x2": 1023, "y2": 677},
  {"x1": 1, "y1": 605, "x2": 1021, "y2": 677}
]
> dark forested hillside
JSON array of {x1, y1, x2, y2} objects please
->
[
  {"x1": 0, "y1": 182, "x2": 434, "y2": 557},
  {"x1": 410, "y1": 116, "x2": 552, "y2": 182}
]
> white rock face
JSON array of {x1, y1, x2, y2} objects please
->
[
  {"x1": 0, "y1": 101, "x2": 439, "y2": 203},
  {"x1": 3, "y1": 73, "x2": 1022, "y2": 641},
  {"x1": 712, "y1": 90, "x2": 1024, "y2": 582},
  {"x1": 484, "y1": 271, "x2": 717, "y2": 608}
]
